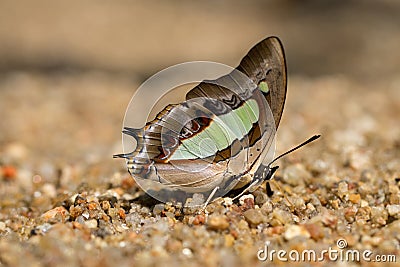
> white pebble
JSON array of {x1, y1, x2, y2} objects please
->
[
  {"x1": 387, "y1": 204, "x2": 400, "y2": 217},
  {"x1": 239, "y1": 194, "x2": 254, "y2": 206},
  {"x1": 182, "y1": 248, "x2": 193, "y2": 257},
  {"x1": 284, "y1": 225, "x2": 310, "y2": 240}
]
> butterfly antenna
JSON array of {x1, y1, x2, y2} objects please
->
[{"x1": 269, "y1": 134, "x2": 321, "y2": 166}]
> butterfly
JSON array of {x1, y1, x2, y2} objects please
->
[{"x1": 115, "y1": 36, "x2": 319, "y2": 207}]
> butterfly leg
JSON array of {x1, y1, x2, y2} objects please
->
[
  {"x1": 201, "y1": 186, "x2": 220, "y2": 211},
  {"x1": 266, "y1": 182, "x2": 274, "y2": 197}
]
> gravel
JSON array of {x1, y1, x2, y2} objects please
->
[
  {"x1": 1, "y1": 6, "x2": 400, "y2": 265},
  {"x1": 3, "y1": 74, "x2": 399, "y2": 267}
]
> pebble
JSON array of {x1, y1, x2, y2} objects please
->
[
  {"x1": 243, "y1": 209, "x2": 264, "y2": 226},
  {"x1": 282, "y1": 164, "x2": 310, "y2": 186},
  {"x1": 270, "y1": 209, "x2": 292, "y2": 226},
  {"x1": 349, "y1": 150, "x2": 371, "y2": 170},
  {"x1": 371, "y1": 206, "x2": 388, "y2": 225},
  {"x1": 41, "y1": 206, "x2": 69, "y2": 223},
  {"x1": 253, "y1": 191, "x2": 268, "y2": 205},
  {"x1": 153, "y1": 204, "x2": 165, "y2": 216},
  {"x1": 260, "y1": 201, "x2": 273, "y2": 214},
  {"x1": 304, "y1": 223, "x2": 324, "y2": 241},
  {"x1": 321, "y1": 208, "x2": 338, "y2": 228},
  {"x1": 310, "y1": 159, "x2": 328, "y2": 174},
  {"x1": 0, "y1": 221, "x2": 6, "y2": 231},
  {"x1": 41, "y1": 183, "x2": 57, "y2": 198},
  {"x1": 337, "y1": 181, "x2": 349, "y2": 199},
  {"x1": 224, "y1": 234, "x2": 235, "y2": 247},
  {"x1": 291, "y1": 196, "x2": 306, "y2": 210},
  {"x1": 207, "y1": 215, "x2": 230, "y2": 231},
  {"x1": 360, "y1": 199, "x2": 369, "y2": 207},
  {"x1": 386, "y1": 204, "x2": 400, "y2": 218},
  {"x1": 1, "y1": 165, "x2": 17, "y2": 180},
  {"x1": 238, "y1": 194, "x2": 254, "y2": 206},
  {"x1": 34, "y1": 223, "x2": 52, "y2": 234},
  {"x1": 284, "y1": 225, "x2": 310, "y2": 240},
  {"x1": 84, "y1": 219, "x2": 98, "y2": 229},
  {"x1": 349, "y1": 193, "x2": 361, "y2": 204},
  {"x1": 0, "y1": 73, "x2": 399, "y2": 266},
  {"x1": 184, "y1": 193, "x2": 205, "y2": 208},
  {"x1": 192, "y1": 214, "x2": 206, "y2": 225},
  {"x1": 182, "y1": 247, "x2": 193, "y2": 258},
  {"x1": 344, "y1": 206, "x2": 358, "y2": 223},
  {"x1": 223, "y1": 197, "x2": 233, "y2": 206}
]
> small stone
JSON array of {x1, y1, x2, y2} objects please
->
[
  {"x1": 321, "y1": 208, "x2": 338, "y2": 228},
  {"x1": 166, "y1": 239, "x2": 182, "y2": 253},
  {"x1": 371, "y1": 206, "x2": 388, "y2": 225},
  {"x1": 253, "y1": 191, "x2": 268, "y2": 205},
  {"x1": 237, "y1": 219, "x2": 249, "y2": 230},
  {"x1": 291, "y1": 196, "x2": 306, "y2": 210},
  {"x1": 0, "y1": 221, "x2": 6, "y2": 231},
  {"x1": 389, "y1": 193, "x2": 400, "y2": 204},
  {"x1": 387, "y1": 204, "x2": 400, "y2": 218},
  {"x1": 349, "y1": 193, "x2": 361, "y2": 204},
  {"x1": 82, "y1": 210, "x2": 90, "y2": 219},
  {"x1": 358, "y1": 182, "x2": 373, "y2": 196},
  {"x1": 191, "y1": 193, "x2": 205, "y2": 206},
  {"x1": 330, "y1": 199, "x2": 340, "y2": 209},
  {"x1": 284, "y1": 225, "x2": 310, "y2": 240},
  {"x1": 360, "y1": 200, "x2": 369, "y2": 207},
  {"x1": 1, "y1": 165, "x2": 17, "y2": 180},
  {"x1": 337, "y1": 181, "x2": 349, "y2": 199},
  {"x1": 344, "y1": 206, "x2": 358, "y2": 223},
  {"x1": 304, "y1": 223, "x2": 324, "y2": 241},
  {"x1": 192, "y1": 214, "x2": 206, "y2": 225},
  {"x1": 164, "y1": 212, "x2": 175, "y2": 218},
  {"x1": 265, "y1": 225, "x2": 285, "y2": 236},
  {"x1": 153, "y1": 204, "x2": 165, "y2": 216},
  {"x1": 84, "y1": 219, "x2": 98, "y2": 229},
  {"x1": 242, "y1": 197, "x2": 255, "y2": 210},
  {"x1": 182, "y1": 248, "x2": 193, "y2": 258},
  {"x1": 34, "y1": 223, "x2": 52, "y2": 234},
  {"x1": 310, "y1": 159, "x2": 328, "y2": 174},
  {"x1": 41, "y1": 183, "x2": 57, "y2": 198},
  {"x1": 349, "y1": 150, "x2": 371, "y2": 170},
  {"x1": 282, "y1": 164, "x2": 310, "y2": 186},
  {"x1": 356, "y1": 206, "x2": 371, "y2": 222},
  {"x1": 41, "y1": 206, "x2": 69, "y2": 223},
  {"x1": 271, "y1": 209, "x2": 292, "y2": 226},
  {"x1": 223, "y1": 197, "x2": 233, "y2": 206},
  {"x1": 306, "y1": 203, "x2": 316, "y2": 211},
  {"x1": 224, "y1": 234, "x2": 235, "y2": 247},
  {"x1": 239, "y1": 194, "x2": 254, "y2": 206},
  {"x1": 261, "y1": 201, "x2": 273, "y2": 214},
  {"x1": 207, "y1": 215, "x2": 229, "y2": 230},
  {"x1": 243, "y1": 209, "x2": 264, "y2": 226}
]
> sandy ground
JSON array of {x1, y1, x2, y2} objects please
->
[{"x1": 0, "y1": 1, "x2": 400, "y2": 266}]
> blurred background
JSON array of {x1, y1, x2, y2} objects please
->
[{"x1": 0, "y1": 0, "x2": 399, "y2": 186}]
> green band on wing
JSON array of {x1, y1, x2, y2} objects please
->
[
  {"x1": 259, "y1": 81, "x2": 269, "y2": 93},
  {"x1": 170, "y1": 99, "x2": 260, "y2": 160}
]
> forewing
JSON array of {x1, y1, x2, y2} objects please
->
[{"x1": 236, "y1": 36, "x2": 287, "y2": 128}]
